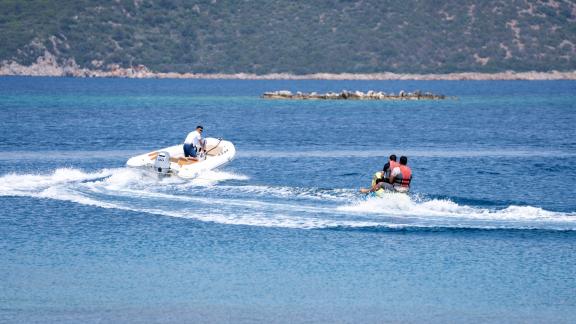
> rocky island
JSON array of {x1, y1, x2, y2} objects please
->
[{"x1": 262, "y1": 90, "x2": 449, "y2": 100}]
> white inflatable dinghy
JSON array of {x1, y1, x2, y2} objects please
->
[{"x1": 126, "y1": 137, "x2": 236, "y2": 179}]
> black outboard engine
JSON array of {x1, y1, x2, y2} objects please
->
[{"x1": 153, "y1": 151, "x2": 171, "y2": 176}]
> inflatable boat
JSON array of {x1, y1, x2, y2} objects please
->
[{"x1": 126, "y1": 137, "x2": 236, "y2": 179}]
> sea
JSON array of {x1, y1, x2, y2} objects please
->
[{"x1": 0, "y1": 76, "x2": 575, "y2": 323}]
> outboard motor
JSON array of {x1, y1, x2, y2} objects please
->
[{"x1": 153, "y1": 151, "x2": 171, "y2": 176}]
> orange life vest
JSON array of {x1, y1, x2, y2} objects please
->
[{"x1": 393, "y1": 165, "x2": 412, "y2": 188}]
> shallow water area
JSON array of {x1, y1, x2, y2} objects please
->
[{"x1": 1, "y1": 77, "x2": 575, "y2": 323}]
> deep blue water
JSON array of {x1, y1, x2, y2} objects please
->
[{"x1": 1, "y1": 77, "x2": 575, "y2": 323}]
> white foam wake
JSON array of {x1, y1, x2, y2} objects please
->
[
  {"x1": 0, "y1": 168, "x2": 368, "y2": 229},
  {"x1": 1, "y1": 168, "x2": 575, "y2": 231},
  {"x1": 0, "y1": 167, "x2": 247, "y2": 197},
  {"x1": 0, "y1": 168, "x2": 114, "y2": 196},
  {"x1": 338, "y1": 192, "x2": 576, "y2": 229},
  {"x1": 188, "y1": 170, "x2": 249, "y2": 187}
]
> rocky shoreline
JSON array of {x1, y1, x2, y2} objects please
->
[
  {"x1": 262, "y1": 90, "x2": 448, "y2": 100},
  {"x1": 1, "y1": 52, "x2": 575, "y2": 80}
]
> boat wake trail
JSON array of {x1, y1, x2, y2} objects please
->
[
  {"x1": 338, "y1": 193, "x2": 576, "y2": 231},
  {"x1": 1, "y1": 168, "x2": 575, "y2": 231}
]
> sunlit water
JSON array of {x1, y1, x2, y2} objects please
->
[{"x1": 1, "y1": 77, "x2": 575, "y2": 323}]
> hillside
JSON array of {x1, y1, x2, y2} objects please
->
[{"x1": 0, "y1": 0, "x2": 575, "y2": 75}]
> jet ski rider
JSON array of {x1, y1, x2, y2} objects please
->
[
  {"x1": 371, "y1": 155, "x2": 412, "y2": 193},
  {"x1": 183, "y1": 125, "x2": 206, "y2": 161},
  {"x1": 371, "y1": 154, "x2": 399, "y2": 187}
]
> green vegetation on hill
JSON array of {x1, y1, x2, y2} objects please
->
[{"x1": 0, "y1": 0, "x2": 574, "y2": 74}]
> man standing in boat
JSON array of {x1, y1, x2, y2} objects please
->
[{"x1": 183, "y1": 125, "x2": 206, "y2": 161}]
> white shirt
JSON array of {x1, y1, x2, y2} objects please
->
[
  {"x1": 390, "y1": 167, "x2": 401, "y2": 178},
  {"x1": 184, "y1": 130, "x2": 203, "y2": 147}
]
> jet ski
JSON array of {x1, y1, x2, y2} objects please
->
[
  {"x1": 359, "y1": 171, "x2": 409, "y2": 196},
  {"x1": 126, "y1": 137, "x2": 236, "y2": 179}
]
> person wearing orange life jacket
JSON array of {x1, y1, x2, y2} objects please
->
[
  {"x1": 371, "y1": 155, "x2": 412, "y2": 193},
  {"x1": 389, "y1": 155, "x2": 412, "y2": 192}
]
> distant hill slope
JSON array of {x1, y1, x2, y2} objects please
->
[{"x1": 0, "y1": 0, "x2": 574, "y2": 74}]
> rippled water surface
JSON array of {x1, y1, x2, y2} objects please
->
[{"x1": 1, "y1": 77, "x2": 575, "y2": 323}]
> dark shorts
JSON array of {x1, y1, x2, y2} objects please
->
[{"x1": 183, "y1": 143, "x2": 197, "y2": 158}]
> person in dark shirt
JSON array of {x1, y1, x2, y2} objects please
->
[
  {"x1": 360, "y1": 154, "x2": 397, "y2": 193},
  {"x1": 380, "y1": 154, "x2": 397, "y2": 184}
]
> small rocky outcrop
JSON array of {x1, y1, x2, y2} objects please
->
[{"x1": 262, "y1": 90, "x2": 448, "y2": 100}]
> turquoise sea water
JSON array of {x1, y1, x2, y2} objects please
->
[{"x1": 1, "y1": 77, "x2": 575, "y2": 323}]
